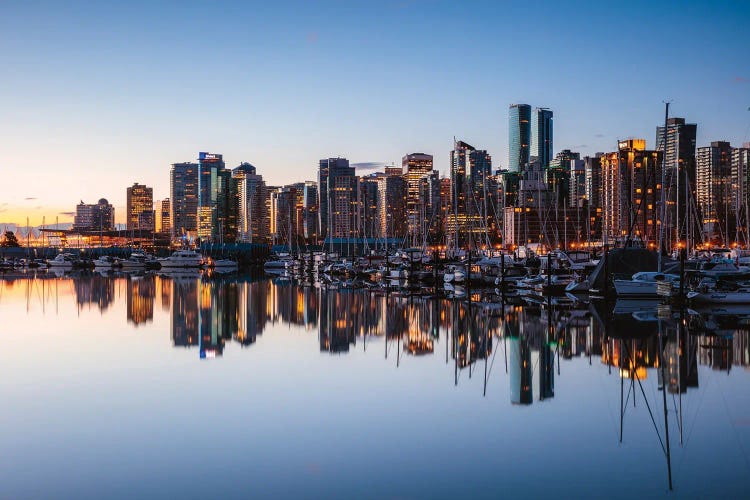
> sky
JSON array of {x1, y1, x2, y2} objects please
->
[{"x1": 2, "y1": 0, "x2": 749, "y2": 225}]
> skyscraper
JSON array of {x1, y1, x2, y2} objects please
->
[
  {"x1": 655, "y1": 117, "x2": 697, "y2": 242},
  {"x1": 600, "y1": 140, "x2": 662, "y2": 245},
  {"x1": 530, "y1": 107, "x2": 553, "y2": 169},
  {"x1": 318, "y1": 158, "x2": 357, "y2": 240},
  {"x1": 508, "y1": 104, "x2": 531, "y2": 173},
  {"x1": 402, "y1": 153, "x2": 434, "y2": 236},
  {"x1": 233, "y1": 162, "x2": 268, "y2": 243},
  {"x1": 156, "y1": 198, "x2": 171, "y2": 234},
  {"x1": 377, "y1": 170, "x2": 407, "y2": 239},
  {"x1": 197, "y1": 152, "x2": 225, "y2": 240},
  {"x1": 449, "y1": 140, "x2": 493, "y2": 245},
  {"x1": 696, "y1": 141, "x2": 733, "y2": 241},
  {"x1": 302, "y1": 181, "x2": 319, "y2": 242},
  {"x1": 732, "y1": 144, "x2": 750, "y2": 243},
  {"x1": 170, "y1": 162, "x2": 199, "y2": 239},
  {"x1": 126, "y1": 183, "x2": 154, "y2": 231}
]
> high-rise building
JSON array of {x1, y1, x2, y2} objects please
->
[
  {"x1": 696, "y1": 141, "x2": 733, "y2": 241},
  {"x1": 584, "y1": 155, "x2": 603, "y2": 209},
  {"x1": 197, "y1": 152, "x2": 226, "y2": 241},
  {"x1": 156, "y1": 198, "x2": 171, "y2": 234},
  {"x1": 73, "y1": 198, "x2": 115, "y2": 231},
  {"x1": 732, "y1": 144, "x2": 750, "y2": 243},
  {"x1": 530, "y1": 107, "x2": 553, "y2": 169},
  {"x1": 233, "y1": 162, "x2": 268, "y2": 243},
  {"x1": 656, "y1": 117, "x2": 697, "y2": 242},
  {"x1": 318, "y1": 158, "x2": 358, "y2": 239},
  {"x1": 359, "y1": 174, "x2": 380, "y2": 238},
  {"x1": 600, "y1": 139, "x2": 663, "y2": 246},
  {"x1": 126, "y1": 183, "x2": 154, "y2": 231},
  {"x1": 302, "y1": 181, "x2": 319, "y2": 242},
  {"x1": 508, "y1": 104, "x2": 531, "y2": 173},
  {"x1": 271, "y1": 185, "x2": 299, "y2": 246},
  {"x1": 377, "y1": 170, "x2": 407, "y2": 238},
  {"x1": 402, "y1": 153, "x2": 434, "y2": 236},
  {"x1": 547, "y1": 149, "x2": 578, "y2": 206},
  {"x1": 448, "y1": 141, "x2": 493, "y2": 245},
  {"x1": 170, "y1": 162, "x2": 199, "y2": 238}
]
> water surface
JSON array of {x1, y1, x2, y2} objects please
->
[{"x1": 1, "y1": 272, "x2": 749, "y2": 499}]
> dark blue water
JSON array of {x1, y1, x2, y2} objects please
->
[{"x1": 1, "y1": 272, "x2": 749, "y2": 499}]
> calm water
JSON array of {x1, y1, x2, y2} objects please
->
[{"x1": 2, "y1": 271, "x2": 750, "y2": 499}]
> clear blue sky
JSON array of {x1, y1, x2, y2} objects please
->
[{"x1": 2, "y1": 0, "x2": 749, "y2": 224}]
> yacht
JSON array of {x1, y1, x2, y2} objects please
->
[
  {"x1": 47, "y1": 253, "x2": 76, "y2": 268},
  {"x1": 209, "y1": 258, "x2": 239, "y2": 270},
  {"x1": 613, "y1": 271, "x2": 680, "y2": 298},
  {"x1": 264, "y1": 254, "x2": 294, "y2": 274},
  {"x1": 93, "y1": 255, "x2": 121, "y2": 269},
  {"x1": 158, "y1": 250, "x2": 203, "y2": 268},
  {"x1": 121, "y1": 251, "x2": 158, "y2": 270}
]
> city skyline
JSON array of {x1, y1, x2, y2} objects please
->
[{"x1": 3, "y1": 1, "x2": 750, "y2": 224}]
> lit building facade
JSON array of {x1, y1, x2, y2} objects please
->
[
  {"x1": 656, "y1": 117, "x2": 697, "y2": 244},
  {"x1": 530, "y1": 107, "x2": 553, "y2": 169},
  {"x1": 732, "y1": 144, "x2": 750, "y2": 243},
  {"x1": 233, "y1": 162, "x2": 268, "y2": 244},
  {"x1": 402, "y1": 153, "x2": 434, "y2": 235},
  {"x1": 156, "y1": 198, "x2": 171, "y2": 234},
  {"x1": 73, "y1": 198, "x2": 115, "y2": 231},
  {"x1": 601, "y1": 139, "x2": 663, "y2": 246},
  {"x1": 318, "y1": 158, "x2": 358, "y2": 239},
  {"x1": 508, "y1": 104, "x2": 531, "y2": 173},
  {"x1": 377, "y1": 171, "x2": 407, "y2": 238},
  {"x1": 126, "y1": 183, "x2": 154, "y2": 231},
  {"x1": 170, "y1": 162, "x2": 199, "y2": 238},
  {"x1": 696, "y1": 141, "x2": 733, "y2": 241}
]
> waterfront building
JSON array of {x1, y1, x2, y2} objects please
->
[
  {"x1": 359, "y1": 174, "x2": 381, "y2": 239},
  {"x1": 156, "y1": 198, "x2": 171, "y2": 234},
  {"x1": 318, "y1": 157, "x2": 358, "y2": 240},
  {"x1": 508, "y1": 104, "x2": 531, "y2": 173},
  {"x1": 271, "y1": 185, "x2": 299, "y2": 247},
  {"x1": 197, "y1": 152, "x2": 236, "y2": 241},
  {"x1": 731, "y1": 144, "x2": 750, "y2": 243},
  {"x1": 377, "y1": 170, "x2": 407, "y2": 239},
  {"x1": 126, "y1": 183, "x2": 154, "y2": 232},
  {"x1": 73, "y1": 198, "x2": 115, "y2": 231},
  {"x1": 547, "y1": 149, "x2": 578, "y2": 206},
  {"x1": 656, "y1": 117, "x2": 697, "y2": 244},
  {"x1": 233, "y1": 162, "x2": 269, "y2": 244},
  {"x1": 600, "y1": 139, "x2": 663, "y2": 246},
  {"x1": 530, "y1": 107, "x2": 554, "y2": 169},
  {"x1": 170, "y1": 162, "x2": 199, "y2": 239},
  {"x1": 448, "y1": 141, "x2": 494, "y2": 246},
  {"x1": 696, "y1": 141, "x2": 733, "y2": 242},
  {"x1": 402, "y1": 153, "x2": 434, "y2": 236},
  {"x1": 302, "y1": 181, "x2": 319, "y2": 242}
]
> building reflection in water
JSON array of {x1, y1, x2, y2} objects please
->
[
  {"x1": 127, "y1": 275, "x2": 155, "y2": 326},
  {"x1": 32, "y1": 274, "x2": 748, "y2": 380},
  {"x1": 74, "y1": 274, "x2": 115, "y2": 312}
]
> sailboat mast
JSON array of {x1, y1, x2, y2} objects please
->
[{"x1": 658, "y1": 102, "x2": 670, "y2": 273}]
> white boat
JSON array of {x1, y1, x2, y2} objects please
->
[
  {"x1": 93, "y1": 255, "x2": 121, "y2": 269},
  {"x1": 694, "y1": 258, "x2": 750, "y2": 279},
  {"x1": 158, "y1": 250, "x2": 203, "y2": 268},
  {"x1": 687, "y1": 278, "x2": 750, "y2": 304},
  {"x1": 264, "y1": 256, "x2": 293, "y2": 273},
  {"x1": 210, "y1": 258, "x2": 238, "y2": 269},
  {"x1": 121, "y1": 251, "x2": 156, "y2": 269},
  {"x1": 613, "y1": 272, "x2": 680, "y2": 298},
  {"x1": 47, "y1": 253, "x2": 75, "y2": 268}
]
